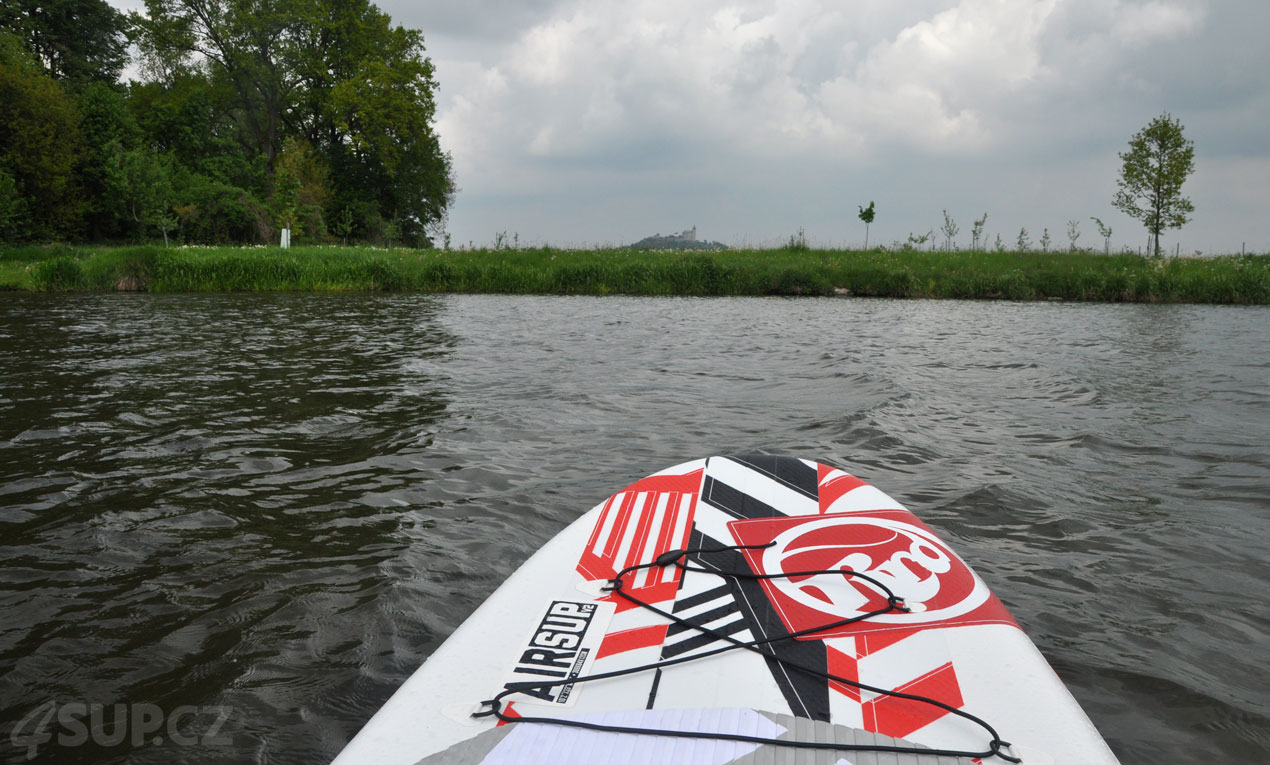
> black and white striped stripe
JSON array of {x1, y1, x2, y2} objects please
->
[
  {"x1": 660, "y1": 580, "x2": 753, "y2": 659},
  {"x1": 726, "y1": 453, "x2": 820, "y2": 500},
  {"x1": 659, "y1": 456, "x2": 833, "y2": 721}
]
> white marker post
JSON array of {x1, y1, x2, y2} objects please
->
[{"x1": 281, "y1": 228, "x2": 291, "y2": 249}]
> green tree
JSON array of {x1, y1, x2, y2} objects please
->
[
  {"x1": 133, "y1": 0, "x2": 304, "y2": 187},
  {"x1": 0, "y1": 0, "x2": 129, "y2": 81},
  {"x1": 171, "y1": 174, "x2": 268, "y2": 244},
  {"x1": 905, "y1": 230, "x2": 931, "y2": 251},
  {"x1": 273, "y1": 148, "x2": 303, "y2": 237},
  {"x1": 0, "y1": 34, "x2": 82, "y2": 239},
  {"x1": 105, "y1": 143, "x2": 174, "y2": 242},
  {"x1": 154, "y1": 210, "x2": 178, "y2": 245},
  {"x1": 273, "y1": 136, "x2": 330, "y2": 240},
  {"x1": 133, "y1": 0, "x2": 455, "y2": 245},
  {"x1": 1113, "y1": 113, "x2": 1196, "y2": 257},
  {"x1": 1090, "y1": 216, "x2": 1112, "y2": 254},
  {"x1": 0, "y1": 164, "x2": 27, "y2": 242},
  {"x1": 970, "y1": 212, "x2": 987, "y2": 250},
  {"x1": 330, "y1": 205, "x2": 354, "y2": 245},
  {"x1": 857, "y1": 201, "x2": 875, "y2": 249},
  {"x1": 129, "y1": 73, "x2": 261, "y2": 191},
  {"x1": 325, "y1": 15, "x2": 453, "y2": 245},
  {"x1": 940, "y1": 210, "x2": 959, "y2": 251},
  {"x1": 1016, "y1": 227, "x2": 1031, "y2": 251},
  {"x1": 75, "y1": 81, "x2": 141, "y2": 238}
]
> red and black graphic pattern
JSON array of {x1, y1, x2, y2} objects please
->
[{"x1": 577, "y1": 454, "x2": 1018, "y2": 740}]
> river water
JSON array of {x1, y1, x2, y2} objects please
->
[{"x1": 0, "y1": 294, "x2": 1267, "y2": 763}]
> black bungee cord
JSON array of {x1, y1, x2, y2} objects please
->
[{"x1": 475, "y1": 541, "x2": 1021, "y2": 763}]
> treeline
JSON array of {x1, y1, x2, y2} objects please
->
[{"x1": 0, "y1": 0, "x2": 454, "y2": 247}]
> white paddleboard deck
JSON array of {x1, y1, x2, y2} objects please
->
[{"x1": 333, "y1": 456, "x2": 1119, "y2": 764}]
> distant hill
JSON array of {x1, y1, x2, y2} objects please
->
[{"x1": 628, "y1": 226, "x2": 729, "y2": 251}]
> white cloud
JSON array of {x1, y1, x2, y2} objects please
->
[
  {"x1": 1113, "y1": 0, "x2": 1205, "y2": 44},
  {"x1": 417, "y1": 0, "x2": 1264, "y2": 251},
  {"x1": 437, "y1": 0, "x2": 1082, "y2": 190},
  {"x1": 812, "y1": 0, "x2": 1060, "y2": 154}
]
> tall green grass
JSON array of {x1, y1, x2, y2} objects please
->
[{"x1": 4, "y1": 245, "x2": 1267, "y2": 304}]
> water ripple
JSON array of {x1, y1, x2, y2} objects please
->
[{"x1": 1, "y1": 294, "x2": 1267, "y2": 763}]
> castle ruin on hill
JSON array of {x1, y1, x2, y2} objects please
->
[{"x1": 629, "y1": 225, "x2": 726, "y2": 250}]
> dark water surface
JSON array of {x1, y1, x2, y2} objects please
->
[{"x1": 1, "y1": 294, "x2": 1267, "y2": 763}]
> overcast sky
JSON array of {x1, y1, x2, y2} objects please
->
[{"x1": 115, "y1": 0, "x2": 1270, "y2": 252}]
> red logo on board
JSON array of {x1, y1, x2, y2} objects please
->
[{"x1": 728, "y1": 510, "x2": 1015, "y2": 639}]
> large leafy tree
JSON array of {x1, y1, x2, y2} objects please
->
[
  {"x1": 1113, "y1": 113, "x2": 1195, "y2": 257},
  {"x1": 0, "y1": 34, "x2": 82, "y2": 240},
  {"x1": 0, "y1": 0, "x2": 453, "y2": 245},
  {"x1": 129, "y1": 72, "x2": 260, "y2": 189},
  {"x1": 272, "y1": 136, "x2": 330, "y2": 240},
  {"x1": 288, "y1": 0, "x2": 453, "y2": 244},
  {"x1": 326, "y1": 23, "x2": 454, "y2": 244},
  {"x1": 75, "y1": 81, "x2": 142, "y2": 238},
  {"x1": 0, "y1": 0, "x2": 129, "y2": 81},
  {"x1": 0, "y1": 164, "x2": 27, "y2": 242},
  {"x1": 133, "y1": 0, "x2": 306, "y2": 187},
  {"x1": 133, "y1": 0, "x2": 454, "y2": 245},
  {"x1": 105, "y1": 143, "x2": 174, "y2": 241}
]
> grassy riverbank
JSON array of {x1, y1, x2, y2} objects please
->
[{"x1": 3, "y1": 244, "x2": 1267, "y2": 303}]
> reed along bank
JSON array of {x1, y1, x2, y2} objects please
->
[{"x1": 3, "y1": 245, "x2": 1267, "y2": 304}]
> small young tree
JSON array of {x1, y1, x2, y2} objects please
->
[
  {"x1": 273, "y1": 168, "x2": 301, "y2": 241},
  {"x1": 1066, "y1": 220, "x2": 1081, "y2": 252},
  {"x1": 786, "y1": 226, "x2": 808, "y2": 250},
  {"x1": 1040, "y1": 228, "x2": 1051, "y2": 252},
  {"x1": 0, "y1": 167, "x2": 26, "y2": 242},
  {"x1": 1091, "y1": 216, "x2": 1112, "y2": 254},
  {"x1": 905, "y1": 230, "x2": 931, "y2": 251},
  {"x1": 1113, "y1": 112, "x2": 1196, "y2": 257},
  {"x1": 385, "y1": 220, "x2": 402, "y2": 248},
  {"x1": 1017, "y1": 227, "x2": 1031, "y2": 251},
  {"x1": 994, "y1": 233, "x2": 1004, "y2": 252},
  {"x1": 153, "y1": 210, "x2": 178, "y2": 247},
  {"x1": 857, "y1": 201, "x2": 876, "y2": 249},
  {"x1": 105, "y1": 143, "x2": 173, "y2": 242},
  {"x1": 274, "y1": 137, "x2": 331, "y2": 243},
  {"x1": 940, "y1": 210, "x2": 959, "y2": 251},
  {"x1": 971, "y1": 212, "x2": 988, "y2": 250},
  {"x1": 332, "y1": 207, "x2": 354, "y2": 245}
]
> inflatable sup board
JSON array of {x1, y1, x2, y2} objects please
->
[{"x1": 333, "y1": 456, "x2": 1119, "y2": 764}]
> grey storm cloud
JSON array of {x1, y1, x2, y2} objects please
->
[
  {"x1": 411, "y1": 0, "x2": 571, "y2": 41},
  {"x1": 398, "y1": 0, "x2": 1265, "y2": 252}
]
